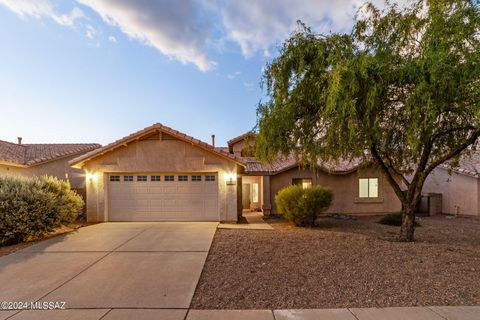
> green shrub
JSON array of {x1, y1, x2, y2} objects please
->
[
  {"x1": 378, "y1": 212, "x2": 420, "y2": 227},
  {"x1": 0, "y1": 175, "x2": 84, "y2": 245},
  {"x1": 275, "y1": 185, "x2": 333, "y2": 227}
]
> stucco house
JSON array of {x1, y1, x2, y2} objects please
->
[
  {"x1": 70, "y1": 123, "x2": 402, "y2": 222},
  {"x1": 422, "y1": 151, "x2": 480, "y2": 217},
  {"x1": 0, "y1": 138, "x2": 101, "y2": 190}
]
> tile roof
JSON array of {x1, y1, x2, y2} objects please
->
[
  {"x1": 70, "y1": 123, "x2": 246, "y2": 168},
  {"x1": 0, "y1": 140, "x2": 101, "y2": 167},
  {"x1": 440, "y1": 150, "x2": 480, "y2": 178},
  {"x1": 227, "y1": 131, "x2": 255, "y2": 146},
  {"x1": 243, "y1": 153, "x2": 365, "y2": 175}
]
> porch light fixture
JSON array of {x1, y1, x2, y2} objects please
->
[
  {"x1": 224, "y1": 173, "x2": 237, "y2": 185},
  {"x1": 86, "y1": 172, "x2": 97, "y2": 182}
]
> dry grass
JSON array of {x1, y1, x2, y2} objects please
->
[{"x1": 191, "y1": 215, "x2": 480, "y2": 309}]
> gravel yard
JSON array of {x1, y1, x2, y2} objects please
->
[{"x1": 191, "y1": 215, "x2": 480, "y2": 309}]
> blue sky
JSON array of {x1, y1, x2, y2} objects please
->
[{"x1": 0, "y1": 0, "x2": 372, "y2": 146}]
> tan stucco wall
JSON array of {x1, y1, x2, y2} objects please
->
[
  {"x1": 231, "y1": 140, "x2": 245, "y2": 156},
  {"x1": 81, "y1": 138, "x2": 240, "y2": 222},
  {"x1": 0, "y1": 155, "x2": 86, "y2": 189},
  {"x1": 269, "y1": 167, "x2": 402, "y2": 215},
  {"x1": 423, "y1": 168, "x2": 479, "y2": 216}
]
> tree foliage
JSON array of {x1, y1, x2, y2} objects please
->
[{"x1": 256, "y1": 0, "x2": 480, "y2": 241}]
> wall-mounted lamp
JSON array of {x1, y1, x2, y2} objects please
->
[
  {"x1": 86, "y1": 172, "x2": 97, "y2": 182},
  {"x1": 224, "y1": 173, "x2": 237, "y2": 185}
]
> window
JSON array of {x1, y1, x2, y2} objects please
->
[
  {"x1": 137, "y1": 175, "x2": 147, "y2": 182},
  {"x1": 292, "y1": 178, "x2": 312, "y2": 189},
  {"x1": 124, "y1": 175, "x2": 133, "y2": 182},
  {"x1": 359, "y1": 178, "x2": 379, "y2": 198},
  {"x1": 178, "y1": 175, "x2": 188, "y2": 181},
  {"x1": 110, "y1": 175, "x2": 120, "y2": 182},
  {"x1": 252, "y1": 183, "x2": 259, "y2": 203},
  {"x1": 165, "y1": 175, "x2": 174, "y2": 181},
  {"x1": 205, "y1": 175, "x2": 216, "y2": 181},
  {"x1": 151, "y1": 175, "x2": 161, "y2": 181},
  {"x1": 192, "y1": 175, "x2": 202, "y2": 181}
]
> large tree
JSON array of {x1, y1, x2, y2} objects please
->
[{"x1": 256, "y1": 0, "x2": 480, "y2": 241}]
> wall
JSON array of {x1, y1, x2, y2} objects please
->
[
  {"x1": 423, "y1": 168, "x2": 479, "y2": 216},
  {"x1": 269, "y1": 166, "x2": 402, "y2": 215},
  {"x1": 0, "y1": 154, "x2": 86, "y2": 189},
  {"x1": 81, "y1": 136, "x2": 240, "y2": 222},
  {"x1": 231, "y1": 140, "x2": 244, "y2": 156}
]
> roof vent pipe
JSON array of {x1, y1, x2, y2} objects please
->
[
  {"x1": 211, "y1": 134, "x2": 215, "y2": 147},
  {"x1": 17, "y1": 137, "x2": 22, "y2": 145}
]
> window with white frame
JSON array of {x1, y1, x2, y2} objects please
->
[
  {"x1": 192, "y1": 175, "x2": 202, "y2": 181},
  {"x1": 165, "y1": 175, "x2": 174, "y2": 181},
  {"x1": 137, "y1": 175, "x2": 147, "y2": 182},
  {"x1": 205, "y1": 175, "x2": 215, "y2": 181},
  {"x1": 178, "y1": 175, "x2": 188, "y2": 181},
  {"x1": 359, "y1": 178, "x2": 379, "y2": 198},
  {"x1": 110, "y1": 175, "x2": 120, "y2": 182},
  {"x1": 151, "y1": 175, "x2": 161, "y2": 181},
  {"x1": 124, "y1": 175, "x2": 133, "y2": 182}
]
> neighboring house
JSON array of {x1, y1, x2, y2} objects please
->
[
  {"x1": 422, "y1": 151, "x2": 480, "y2": 217},
  {"x1": 0, "y1": 138, "x2": 101, "y2": 189},
  {"x1": 70, "y1": 123, "x2": 402, "y2": 223}
]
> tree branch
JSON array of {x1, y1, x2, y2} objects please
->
[
  {"x1": 408, "y1": 137, "x2": 433, "y2": 201},
  {"x1": 424, "y1": 128, "x2": 480, "y2": 177},
  {"x1": 384, "y1": 152, "x2": 410, "y2": 187},
  {"x1": 370, "y1": 143, "x2": 407, "y2": 204}
]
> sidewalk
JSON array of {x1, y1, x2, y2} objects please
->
[
  {"x1": 218, "y1": 211, "x2": 274, "y2": 230},
  {"x1": 2, "y1": 305, "x2": 478, "y2": 319},
  {"x1": 186, "y1": 306, "x2": 480, "y2": 319}
]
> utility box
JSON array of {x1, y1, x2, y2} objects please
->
[{"x1": 419, "y1": 193, "x2": 443, "y2": 216}]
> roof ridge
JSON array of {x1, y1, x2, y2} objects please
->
[
  {"x1": 23, "y1": 143, "x2": 101, "y2": 146},
  {"x1": 69, "y1": 123, "x2": 246, "y2": 168},
  {"x1": 0, "y1": 139, "x2": 27, "y2": 148}
]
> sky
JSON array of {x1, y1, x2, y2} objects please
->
[{"x1": 0, "y1": 0, "x2": 385, "y2": 146}]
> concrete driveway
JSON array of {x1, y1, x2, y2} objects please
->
[{"x1": 0, "y1": 222, "x2": 217, "y2": 320}]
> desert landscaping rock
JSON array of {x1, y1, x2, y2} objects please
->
[{"x1": 191, "y1": 216, "x2": 480, "y2": 309}]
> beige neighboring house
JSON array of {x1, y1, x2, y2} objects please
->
[
  {"x1": 0, "y1": 138, "x2": 101, "y2": 190},
  {"x1": 69, "y1": 123, "x2": 402, "y2": 223},
  {"x1": 423, "y1": 151, "x2": 480, "y2": 217}
]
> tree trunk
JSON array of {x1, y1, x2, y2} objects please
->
[{"x1": 399, "y1": 205, "x2": 416, "y2": 242}]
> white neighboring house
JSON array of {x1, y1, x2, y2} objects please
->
[{"x1": 423, "y1": 151, "x2": 480, "y2": 217}]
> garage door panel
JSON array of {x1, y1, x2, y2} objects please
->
[
  {"x1": 148, "y1": 186, "x2": 165, "y2": 194},
  {"x1": 108, "y1": 173, "x2": 218, "y2": 221},
  {"x1": 163, "y1": 186, "x2": 179, "y2": 194}
]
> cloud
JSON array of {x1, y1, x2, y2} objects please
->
[
  {"x1": 213, "y1": 0, "x2": 400, "y2": 57},
  {"x1": 0, "y1": 0, "x2": 84, "y2": 27},
  {"x1": 85, "y1": 24, "x2": 97, "y2": 39},
  {"x1": 76, "y1": 0, "x2": 216, "y2": 71},
  {"x1": 0, "y1": 0, "x2": 411, "y2": 71},
  {"x1": 227, "y1": 71, "x2": 241, "y2": 80},
  {"x1": 243, "y1": 81, "x2": 254, "y2": 91}
]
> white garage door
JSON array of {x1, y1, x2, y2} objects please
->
[{"x1": 108, "y1": 173, "x2": 219, "y2": 221}]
